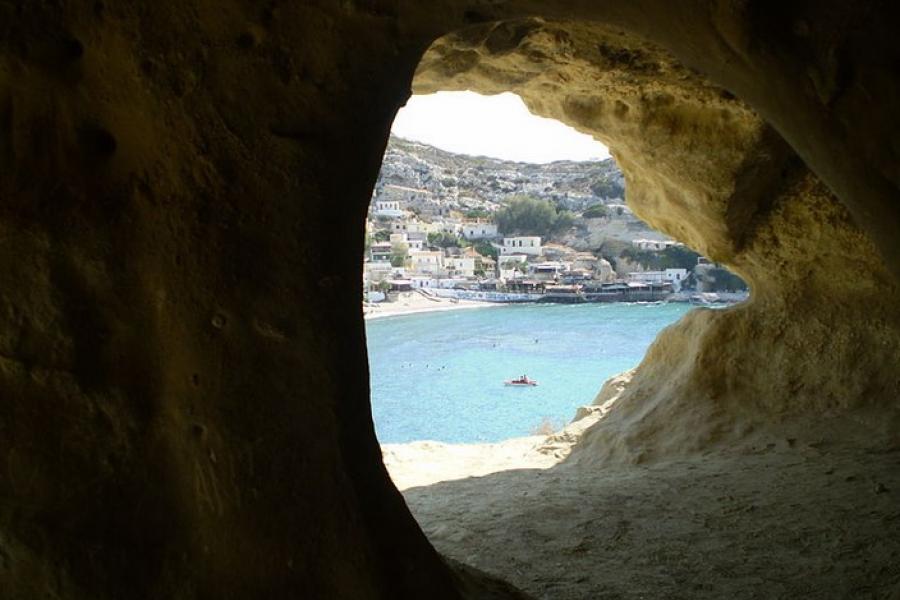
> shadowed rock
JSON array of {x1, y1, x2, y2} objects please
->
[{"x1": 0, "y1": 1, "x2": 898, "y2": 598}]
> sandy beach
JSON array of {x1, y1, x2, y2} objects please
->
[
  {"x1": 382, "y1": 436, "x2": 559, "y2": 491},
  {"x1": 383, "y1": 433, "x2": 900, "y2": 599},
  {"x1": 363, "y1": 292, "x2": 497, "y2": 320}
]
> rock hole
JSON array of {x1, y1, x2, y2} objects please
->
[
  {"x1": 63, "y1": 37, "x2": 84, "y2": 59},
  {"x1": 80, "y1": 125, "x2": 117, "y2": 158}
]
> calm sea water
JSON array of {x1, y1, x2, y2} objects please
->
[{"x1": 366, "y1": 302, "x2": 693, "y2": 443}]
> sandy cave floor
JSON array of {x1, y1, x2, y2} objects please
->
[{"x1": 384, "y1": 440, "x2": 900, "y2": 600}]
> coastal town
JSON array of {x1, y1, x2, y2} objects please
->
[{"x1": 364, "y1": 136, "x2": 747, "y2": 316}]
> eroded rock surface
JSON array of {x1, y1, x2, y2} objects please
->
[
  {"x1": 414, "y1": 18, "x2": 900, "y2": 463},
  {"x1": 1, "y1": 2, "x2": 899, "y2": 599}
]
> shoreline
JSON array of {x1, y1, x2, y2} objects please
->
[
  {"x1": 381, "y1": 435, "x2": 559, "y2": 491},
  {"x1": 364, "y1": 294, "x2": 746, "y2": 321},
  {"x1": 363, "y1": 295, "x2": 499, "y2": 320}
]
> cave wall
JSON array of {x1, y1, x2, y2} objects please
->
[
  {"x1": 0, "y1": 2, "x2": 457, "y2": 598},
  {"x1": 414, "y1": 18, "x2": 900, "y2": 463},
  {"x1": 1, "y1": 1, "x2": 899, "y2": 599}
]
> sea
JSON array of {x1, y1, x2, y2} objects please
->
[{"x1": 366, "y1": 302, "x2": 694, "y2": 444}]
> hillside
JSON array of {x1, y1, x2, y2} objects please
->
[
  {"x1": 373, "y1": 135, "x2": 668, "y2": 248},
  {"x1": 376, "y1": 135, "x2": 625, "y2": 212}
]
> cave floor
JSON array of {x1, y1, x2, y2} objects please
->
[{"x1": 387, "y1": 441, "x2": 900, "y2": 599}]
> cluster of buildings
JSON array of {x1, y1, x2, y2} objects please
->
[
  {"x1": 364, "y1": 202, "x2": 692, "y2": 303},
  {"x1": 363, "y1": 137, "x2": 746, "y2": 305}
]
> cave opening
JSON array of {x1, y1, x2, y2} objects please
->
[
  {"x1": 358, "y1": 20, "x2": 899, "y2": 599},
  {"x1": 363, "y1": 89, "x2": 747, "y2": 449},
  {"x1": 4, "y1": 5, "x2": 900, "y2": 600}
]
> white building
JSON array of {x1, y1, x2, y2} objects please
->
[
  {"x1": 364, "y1": 260, "x2": 393, "y2": 282},
  {"x1": 498, "y1": 253, "x2": 529, "y2": 279},
  {"x1": 665, "y1": 268, "x2": 689, "y2": 291},
  {"x1": 631, "y1": 238, "x2": 680, "y2": 251},
  {"x1": 373, "y1": 199, "x2": 404, "y2": 218},
  {"x1": 497, "y1": 254, "x2": 529, "y2": 267},
  {"x1": 392, "y1": 232, "x2": 424, "y2": 249},
  {"x1": 434, "y1": 220, "x2": 462, "y2": 235},
  {"x1": 369, "y1": 241, "x2": 392, "y2": 262},
  {"x1": 628, "y1": 268, "x2": 689, "y2": 291},
  {"x1": 437, "y1": 278, "x2": 469, "y2": 289},
  {"x1": 500, "y1": 236, "x2": 542, "y2": 257},
  {"x1": 391, "y1": 219, "x2": 432, "y2": 239},
  {"x1": 443, "y1": 256, "x2": 476, "y2": 278},
  {"x1": 408, "y1": 250, "x2": 443, "y2": 275},
  {"x1": 628, "y1": 271, "x2": 665, "y2": 284},
  {"x1": 409, "y1": 276, "x2": 439, "y2": 289},
  {"x1": 462, "y1": 222, "x2": 499, "y2": 239},
  {"x1": 529, "y1": 261, "x2": 567, "y2": 281}
]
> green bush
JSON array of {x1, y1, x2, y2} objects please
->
[
  {"x1": 495, "y1": 195, "x2": 574, "y2": 237},
  {"x1": 464, "y1": 208, "x2": 491, "y2": 219},
  {"x1": 619, "y1": 245, "x2": 700, "y2": 270},
  {"x1": 473, "y1": 240, "x2": 498, "y2": 259},
  {"x1": 389, "y1": 242, "x2": 408, "y2": 267},
  {"x1": 582, "y1": 204, "x2": 609, "y2": 219},
  {"x1": 427, "y1": 232, "x2": 462, "y2": 248},
  {"x1": 589, "y1": 179, "x2": 625, "y2": 199}
]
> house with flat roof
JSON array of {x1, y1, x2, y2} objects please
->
[
  {"x1": 631, "y1": 238, "x2": 681, "y2": 251},
  {"x1": 628, "y1": 268, "x2": 689, "y2": 291},
  {"x1": 372, "y1": 199, "x2": 404, "y2": 218},
  {"x1": 462, "y1": 221, "x2": 499, "y2": 239},
  {"x1": 370, "y1": 241, "x2": 392, "y2": 262},
  {"x1": 500, "y1": 236, "x2": 542, "y2": 257},
  {"x1": 408, "y1": 250, "x2": 443, "y2": 275}
]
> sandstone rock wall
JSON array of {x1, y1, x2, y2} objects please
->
[
  {"x1": 415, "y1": 18, "x2": 900, "y2": 461},
  {"x1": 1, "y1": 1, "x2": 898, "y2": 598}
]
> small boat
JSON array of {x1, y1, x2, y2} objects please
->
[{"x1": 505, "y1": 375, "x2": 538, "y2": 386}]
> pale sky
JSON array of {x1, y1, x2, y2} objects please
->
[{"x1": 391, "y1": 91, "x2": 610, "y2": 163}]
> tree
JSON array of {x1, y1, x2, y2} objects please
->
[
  {"x1": 427, "y1": 232, "x2": 461, "y2": 249},
  {"x1": 582, "y1": 204, "x2": 609, "y2": 219},
  {"x1": 618, "y1": 245, "x2": 701, "y2": 271},
  {"x1": 554, "y1": 209, "x2": 574, "y2": 232},
  {"x1": 619, "y1": 247, "x2": 662, "y2": 270},
  {"x1": 464, "y1": 208, "x2": 491, "y2": 219},
  {"x1": 390, "y1": 242, "x2": 408, "y2": 267},
  {"x1": 473, "y1": 240, "x2": 498, "y2": 259},
  {"x1": 589, "y1": 179, "x2": 625, "y2": 199},
  {"x1": 660, "y1": 245, "x2": 701, "y2": 270},
  {"x1": 373, "y1": 230, "x2": 391, "y2": 242},
  {"x1": 495, "y1": 195, "x2": 574, "y2": 238}
]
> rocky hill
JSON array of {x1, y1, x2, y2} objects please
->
[
  {"x1": 374, "y1": 135, "x2": 668, "y2": 249},
  {"x1": 375, "y1": 135, "x2": 625, "y2": 212}
]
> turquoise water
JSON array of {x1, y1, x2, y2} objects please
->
[{"x1": 366, "y1": 302, "x2": 693, "y2": 443}]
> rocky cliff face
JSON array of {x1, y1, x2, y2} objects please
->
[{"x1": 2, "y1": 2, "x2": 899, "y2": 600}]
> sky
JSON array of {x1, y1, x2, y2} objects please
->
[{"x1": 390, "y1": 91, "x2": 610, "y2": 164}]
